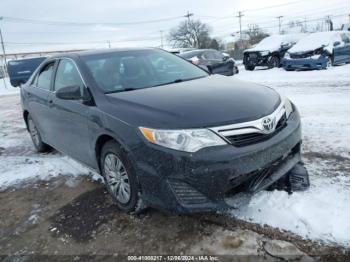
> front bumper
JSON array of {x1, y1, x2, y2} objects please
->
[
  {"x1": 133, "y1": 110, "x2": 302, "y2": 213},
  {"x1": 283, "y1": 56, "x2": 328, "y2": 70},
  {"x1": 243, "y1": 53, "x2": 270, "y2": 67}
]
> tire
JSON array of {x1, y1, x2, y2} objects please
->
[
  {"x1": 326, "y1": 55, "x2": 333, "y2": 69},
  {"x1": 268, "y1": 56, "x2": 280, "y2": 69},
  {"x1": 27, "y1": 115, "x2": 50, "y2": 152},
  {"x1": 244, "y1": 65, "x2": 255, "y2": 71},
  {"x1": 100, "y1": 140, "x2": 140, "y2": 212}
]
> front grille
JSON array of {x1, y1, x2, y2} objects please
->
[
  {"x1": 225, "y1": 113, "x2": 287, "y2": 147},
  {"x1": 169, "y1": 180, "x2": 208, "y2": 206},
  {"x1": 290, "y1": 52, "x2": 313, "y2": 59}
]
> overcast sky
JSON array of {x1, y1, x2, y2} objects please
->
[{"x1": 1, "y1": 0, "x2": 350, "y2": 53}]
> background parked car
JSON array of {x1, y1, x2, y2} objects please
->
[
  {"x1": 168, "y1": 48, "x2": 196, "y2": 55},
  {"x1": 179, "y1": 49, "x2": 239, "y2": 76},
  {"x1": 243, "y1": 34, "x2": 304, "y2": 70},
  {"x1": 7, "y1": 57, "x2": 47, "y2": 87},
  {"x1": 283, "y1": 31, "x2": 350, "y2": 70}
]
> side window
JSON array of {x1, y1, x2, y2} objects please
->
[
  {"x1": 203, "y1": 51, "x2": 214, "y2": 60},
  {"x1": 54, "y1": 59, "x2": 84, "y2": 92},
  {"x1": 212, "y1": 50, "x2": 224, "y2": 60},
  {"x1": 37, "y1": 62, "x2": 55, "y2": 90},
  {"x1": 340, "y1": 33, "x2": 350, "y2": 44}
]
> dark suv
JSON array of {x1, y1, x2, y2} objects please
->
[
  {"x1": 179, "y1": 49, "x2": 238, "y2": 76},
  {"x1": 18, "y1": 48, "x2": 308, "y2": 213},
  {"x1": 243, "y1": 34, "x2": 303, "y2": 70}
]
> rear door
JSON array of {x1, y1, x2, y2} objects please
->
[
  {"x1": 25, "y1": 60, "x2": 57, "y2": 144},
  {"x1": 334, "y1": 33, "x2": 350, "y2": 64},
  {"x1": 49, "y1": 58, "x2": 93, "y2": 165}
]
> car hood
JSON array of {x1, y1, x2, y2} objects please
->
[{"x1": 104, "y1": 75, "x2": 281, "y2": 129}]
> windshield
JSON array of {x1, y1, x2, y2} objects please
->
[{"x1": 82, "y1": 49, "x2": 208, "y2": 93}]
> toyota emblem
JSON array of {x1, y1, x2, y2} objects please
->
[{"x1": 262, "y1": 117, "x2": 275, "y2": 133}]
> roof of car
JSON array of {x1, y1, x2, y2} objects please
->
[{"x1": 49, "y1": 47, "x2": 158, "y2": 59}]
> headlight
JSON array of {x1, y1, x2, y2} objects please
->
[
  {"x1": 260, "y1": 51, "x2": 269, "y2": 56},
  {"x1": 139, "y1": 127, "x2": 227, "y2": 153},
  {"x1": 283, "y1": 97, "x2": 294, "y2": 119},
  {"x1": 284, "y1": 52, "x2": 291, "y2": 59}
]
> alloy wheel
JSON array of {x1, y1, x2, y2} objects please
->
[{"x1": 104, "y1": 153, "x2": 131, "y2": 204}]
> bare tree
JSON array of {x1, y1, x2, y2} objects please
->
[
  {"x1": 168, "y1": 20, "x2": 212, "y2": 48},
  {"x1": 245, "y1": 24, "x2": 269, "y2": 45}
]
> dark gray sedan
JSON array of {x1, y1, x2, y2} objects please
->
[{"x1": 18, "y1": 48, "x2": 309, "y2": 213}]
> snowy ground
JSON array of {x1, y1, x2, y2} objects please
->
[
  {"x1": 0, "y1": 65, "x2": 350, "y2": 249},
  {"x1": 0, "y1": 77, "x2": 19, "y2": 97},
  {"x1": 233, "y1": 65, "x2": 350, "y2": 247}
]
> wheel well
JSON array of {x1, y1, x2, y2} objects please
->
[
  {"x1": 23, "y1": 110, "x2": 29, "y2": 130},
  {"x1": 95, "y1": 134, "x2": 116, "y2": 171}
]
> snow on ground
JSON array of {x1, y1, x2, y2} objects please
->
[
  {"x1": 233, "y1": 64, "x2": 350, "y2": 247},
  {"x1": 0, "y1": 77, "x2": 19, "y2": 97},
  {"x1": 0, "y1": 95, "x2": 100, "y2": 190}
]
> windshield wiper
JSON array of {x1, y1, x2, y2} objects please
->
[
  {"x1": 105, "y1": 87, "x2": 137, "y2": 94},
  {"x1": 151, "y1": 76, "x2": 206, "y2": 88}
]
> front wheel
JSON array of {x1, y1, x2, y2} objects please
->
[
  {"x1": 27, "y1": 115, "x2": 50, "y2": 152},
  {"x1": 244, "y1": 65, "x2": 255, "y2": 71},
  {"x1": 326, "y1": 55, "x2": 333, "y2": 69},
  {"x1": 268, "y1": 56, "x2": 280, "y2": 69},
  {"x1": 101, "y1": 141, "x2": 140, "y2": 212}
]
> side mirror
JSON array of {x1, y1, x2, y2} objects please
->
[
  {"x1": 333, "y1": 41, "x2": 341, "y2": 47},
  {"x1": 56, "y1": 85, "x2": 82, "y2": 100}
]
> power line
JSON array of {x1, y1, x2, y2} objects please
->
[
  {"x1": 1, "y1": 15, "x2": 184, "y2": 27},
  {"x1": 4, "y1": 36, "x2": 161, "y2": 46},
  {"x1": 215, "y1": 12, "x2": 349, "y2": 38}
]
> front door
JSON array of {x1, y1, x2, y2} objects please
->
[{"x1": 49, "y1": 58, "x2": 94, "y2": 165}]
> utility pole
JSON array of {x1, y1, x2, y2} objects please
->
[
  {"x1": 107, "y1": 40, "x2": 111, "y2": 48},
  {"x1": 304, "y1": 17, "x2": 308, "y2": 32},
  {"x1": 326, "y1": 16, "x2": 333, "y2": 31},
  {"x1": 0, "y1": 17, "x2": 8, "y2": 75},
  {"x1": 277, "y1": 16, "x2": 283, "y2": 34},
  {"x1": 0, "y1": 16, "x2": 8, "y2": 89},
  {"x1": 236, "y1": 11, "x2": 244, "y2": 49},
  {"x1": 184, "y1": 11, "x2": 194, "y2": 46},
  {"x1": 160, "y1": 30, "x2": 164, "y2": 49},
  {"x1": 184, "y1": 11, "x2": 193, "y2": 24}
]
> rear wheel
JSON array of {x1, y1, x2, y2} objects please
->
[
  {"x1": 27, "y1": 115, "x2": 50, "y2": 152},
  {"x1": 244, "y1": 65, "x2": 255, "y2": 71},
  {"x1": 268, "y1": 56, "x2": 280, "y2": 69},
  {"x1": 100, "y1": 140, "x2": 140, "y2": 212}
]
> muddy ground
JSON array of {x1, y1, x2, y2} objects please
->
[{"x1": 0, "y1": 95, "x2": 349, "y2": 261}]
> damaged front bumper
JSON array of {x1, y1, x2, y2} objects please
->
[
  {"x1": 133, "y1": 110, "x2": 303, "y2": 213},
  {"x1": 283, "y1": 56, "x2": 328, "y2": 70}
]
